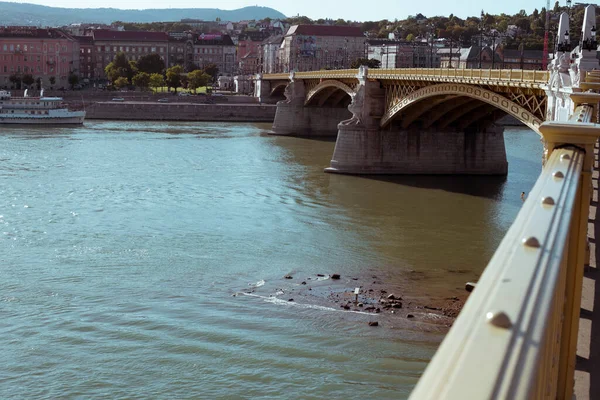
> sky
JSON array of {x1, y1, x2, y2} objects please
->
[{"x1": 3, "y1": 0, "x2": 582, "y2": 21}]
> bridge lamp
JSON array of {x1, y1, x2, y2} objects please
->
[
  {"x1": 558, "y1": 30, "x2": 570, "y2": 52},
  {"x1": 583, "y1": 26, "x2": 597, "y2": 51}
]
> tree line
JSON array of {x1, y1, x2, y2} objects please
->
[
  {"x1": 285, "y1": 3, "x2": 595, "y2": 50},
  {"x1": 104, "y1": 52, "x2": 218, "y2": 92}
]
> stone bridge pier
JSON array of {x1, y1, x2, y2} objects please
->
[
  {"x1": 268, "y1": 73, "x2": 352, "y2": 137},
  {"x1": 327, "y1": 69, "x2": 508, "y2": 175}
]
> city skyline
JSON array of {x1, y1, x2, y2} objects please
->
[{"x1": 3, "y1": 0, "x2": 570, "y2": 22}]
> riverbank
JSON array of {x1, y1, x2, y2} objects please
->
[{"x1": 84, "y1": 101, "x2": 276, "y2": 122}]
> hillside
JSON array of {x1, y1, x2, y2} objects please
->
[{"x1": 0, "y1": 2, "x2": 286, "y2": 26}]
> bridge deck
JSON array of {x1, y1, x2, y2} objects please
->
[{"x1": 575, "y1": 142, "x2": 600, "y2": 399}]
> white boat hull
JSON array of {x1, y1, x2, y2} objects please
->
[{"x1": 0, "y1": 112, "x2": 86, "y2": 125}]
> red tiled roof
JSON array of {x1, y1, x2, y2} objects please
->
[
  {"x1": 0, "y1": 27, "x2": 74, "y2": 40},
  {"x1": 92, "y1": 30, "x2": 169, "y2": 42},
  {"x1": 75, "y1": 35, "x2": 94, "y2": 44},
  {"x1": 286, "y1": 25, "x2": 364, "y2": 37}
]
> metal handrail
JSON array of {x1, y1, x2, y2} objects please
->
[
  {"x1": 409, "y1": 105, "x2": 597, "y2": 399},
  {"x1": 262, "y1": 68, "x2": 550, "y2": 84},
  {"x1": 410, "y1": 146, "x2": 584, "y2": 399}
]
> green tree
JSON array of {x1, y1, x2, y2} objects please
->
[
  {"x1": 180, "y1": 74, "x2": 189, "y2": 89},
  {"x1": 68, "y1": 73, "x2": 79, "y2": 89},
  {"x1": 187, "y1": 70, "x2": 210, "y2": 93},
  {"x1": 165, "y1": 65, "x2": 184, "y2": 92},
  {"x1": 137, "y1": 53, "x2": 165, "y2": 74},
  {"x1": 9, "y1": 73, "x2": 21, "y2": 88},
  {"x1": 128, "y1": 60, "x2": 138, "y2": 81},
  {"x1": 350, "y1": 58, "x2": 381, "y2": 68},
  {"x1": 149, "y1": 73, "x2": 165, "y2": 92},
  {"x1": 22, "y1": 73, "x2": 35, "y2": 87},
  {"x1": 202, "y1": 63, "x2": 219, "y2": 80},
  {"x1": 114, "y1": 76, "x2": 129, "y2": 89},
  {"x1": 132, "y1": 72, "x2": 150, "y2": 91},
  {"x1": 104, "y1": 52, "x2": 132, "y2": 83}
]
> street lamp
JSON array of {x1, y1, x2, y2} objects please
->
[
  {"x1": 582, "y1": 26, "x2": 597, "y2": 51},
  {"x1": 381, "y1": 43, "x2": 386, "y2": 68},
  {"x1": 557, "y1": 30, "x2": 570, "y2": 53},
  {"x1": 479, "y1": 10, "x2": 485, "y2": 69},
  {"x1": 429, "y1": 24, "x2": 436, "y2": 68}
]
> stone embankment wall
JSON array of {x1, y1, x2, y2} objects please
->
[{"x1": 85, "y1": 102, "x2": 276, "y2": 122}]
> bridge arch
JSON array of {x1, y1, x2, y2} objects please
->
[
  {"x1": 304, "y1": 80, "x2": 355, "y2": 107},
  {"x1": 380, "y1": 83, "x2": 543, "y2": 135},
  {"x1": 269, "y1": 83, "x2": 288, "y2": 97}
]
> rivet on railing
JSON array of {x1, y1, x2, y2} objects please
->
[
  {"x1": 561, "y1": 154, "x2": 571, "y2": 161},
  {"x1": 553, "y1": 171, "x2": 565, "y2": 179},
  {"x1": 523, "y1": 237, "x2": 541, "y2": 248},
  {"x1": 487, "y1": 311, "x2": 513, "y2": 329},
  {"x1": 542, "y1": 196, "x2": 556, "y2": 206}
]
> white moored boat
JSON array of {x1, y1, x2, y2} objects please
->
[{"x1": 0, "y1": 89, "x2": 85, "y2": 125}]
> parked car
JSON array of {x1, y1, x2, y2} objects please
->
[
  {"x1": 111, "y1": 97, "x2": 125, "y2": 101},
  {"x1": 178, "y1": 92, "x2": 191, "y2": 96},
  {"x1": 157, "y1": 98, "x2": 169, "y2": 103}
]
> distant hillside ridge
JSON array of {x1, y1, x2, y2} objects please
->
[{"x1": 0, "y1": 3, "x2": 287, "y2": 26}]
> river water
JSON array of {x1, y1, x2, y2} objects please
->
[{"x1": 0, "y1": 121, "x2": 542, "y2": 399}]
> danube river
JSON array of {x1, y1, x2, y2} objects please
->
[{"x1": 0, "y1": 121, "x2": 542, "y2": 399}]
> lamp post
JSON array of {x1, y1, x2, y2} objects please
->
[
  {"x1": 557, "y1": 30, "x2": 570, "y2": 53},
  {"x1": 479, "y1": 10, "x2": 485, "y2": 69},
  {"x1": 448, "y1": 37, "x2": 453, "y2": 68},
  {"x1": 344, "y1": 38, "x2": 348, "y2": 69},
  {"x1": 582, "y1": 26, "x2": 597, "y2": 51},
  {"x1": 429, "y1": 24, "x2": 436, "y2": 68},
  {"x1": 381, "y1": 43, "x2": 386, "y2": 68}
]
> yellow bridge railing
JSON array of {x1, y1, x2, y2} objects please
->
[
  {"x1": 409, "y1": 103, "x2": 598, "y2": 399},
  {"x1": 262, "y1": 68, "x2": 550, "y2": 85}
]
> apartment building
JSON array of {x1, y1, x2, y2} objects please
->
[
  {"x1": 0, "y1": 26, "x2": 80, "y2": 88},
  {"x1": 279, "y1": 25, "x2": 366, "y2": 72}
]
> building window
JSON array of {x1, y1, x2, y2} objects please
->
[
  {"x1": 151, "y1": 47, "x2": 156, "y2": 52},
  {"x1": 10, "y1": 44, "x2": 14, "y2": 51}
]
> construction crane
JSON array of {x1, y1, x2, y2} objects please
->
[{"x1": 542, "y1": 0, "x2": 551, "y2": 68}]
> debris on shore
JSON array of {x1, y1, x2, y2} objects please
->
[{"x1": 236, "y1": 272, "x2": 469, "y2": 330}]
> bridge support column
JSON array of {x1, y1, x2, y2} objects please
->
[
  {"x1": 272, "y1": 76, "x2": 351, "y2": 137},
  {"x1": 326, "y1": 125, "x2": 508, "y2": 175},
  {"x1": 254, "y1": 73, "x2": 271, "y2": 102},
  {"x1": 272, "y1": 104, "x2": 351, "y2": 137}
]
